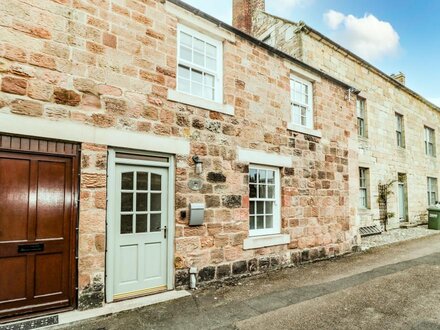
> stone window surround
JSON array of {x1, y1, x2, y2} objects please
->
[
  {"x1": 248, "y1": 165, "x2": 281, "y2": 237},
  {"x1": 359, "y1": 167, "x2": 370, "y2": 209},
  {"x1": 286, "y1": 64, "x2": 322, "y2": 138},
  {"x1": 290, "y1": 75, "x2": 313, "y2": 128},
  {"x1": 424, "y1": 126, "x2": 436, "y2": 157},
  {"x1": 427, "y1": 177, "x2": 438, "y2": 206},
  {"x1": 176, "y1": 24, "x2": 223, "y2": 103},
  {"x1": 238, "y1": 147, "x2": 291, "y2": 249},
  {"x1": 357, "y1": 98, "x2": 367, "y2": 138},
  {"x1": 166, "y1": 0, "x2": 235, "y2": 116}
]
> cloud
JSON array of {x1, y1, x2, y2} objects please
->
[{"x1": 323, "y1": 10, "x2": 400, "y2": 61}]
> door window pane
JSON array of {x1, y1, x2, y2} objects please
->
[
  {"x1": 121, "y1": 193, "x2": 133, "y2": 211},
  {"x1": 150, "y1": 214, "x2": 161, "y2": 232},
  {"x1": 150, "y1": 193, "x2": 161, "y2": 211},
  {"x1": 137, "y1": 172, "x2": 149, "y2": 190},
  {"x1": 121, "y1": 172, "x2": 134, "y2": 190},
  {"x1": 136, "y1": 214, "x2": 148, "y2": 233},
  {"x1": 150, "y1": 174, "x2": 161, "y2": 191},
  {"x1": 121, "y1": 215, "x2": 133, "y2": 234},
  {"x1": 136, "y1": 193, "x2": 148, "y2": 211}
]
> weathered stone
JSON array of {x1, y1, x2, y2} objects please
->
[
  {"x1": 78, "y1": 275, "x2": 104, "y2": 310},
  {"x1": 259, "y1": 257, "x2": 270, "y2": 271},
  {"x1": 222, "y1": 195, "x2": 241, "y2": 208},
  {"x1": 10, "y1": 99, "x2": 43, "y2": 116},
  {"x1": 198, "y1": 266, "x2": 215, "y2": 282},
  {"x1": 1, "y1": 76, "x2": 27, "y2": 95},
  {"x1": 216, "y1": 264, "x2": 231, "y2": 279},
  {"x1": 54, "y1": 88, "x2": 81, "y2": 106},
  {"x1": 205, "y1": 195, "x2": 220, "y2": 208},
  {"x1": 248, "y1": 258, "x2": 258, "y2": 272},
  {"x1": 207, "y1": 172, "x2": 226, "y2": 183},
  {"x1": 232, "y1": 260, "x2": 247, "y2": 275},
  {"x1": 104, "y1": 97, "x2": 127, "y2": 114},
  {"x1": 175, "y1": 269, "x2": 189, "y2": 287}
]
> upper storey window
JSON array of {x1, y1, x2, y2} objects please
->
[
  {"x1": 357, "y1": 98, "x2": 367, "y2": 138},
  {"x1": 290, "y1": 76, "x2": 313, "y2": 129},
  {"x1": 177, "y1": 25, "x2": 223, "y2": 103}
]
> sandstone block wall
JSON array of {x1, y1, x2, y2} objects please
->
[
  {"x1": 0, "y1": 0, "x2": 357, "y2": 307},
  {"x1": 254, "y1": 12, "x2": 440, "y2": 230}
]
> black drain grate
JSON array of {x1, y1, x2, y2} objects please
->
[
  {"x1": 359, "y1": 225, "x2": 382, "y2": 237},
  {"x1": 0, "y1": 315, "x2": 58, "y2": 330}
]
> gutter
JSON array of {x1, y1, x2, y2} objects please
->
[{"x1": 166, "y1": 0, "x2": 359, "y2": 93}]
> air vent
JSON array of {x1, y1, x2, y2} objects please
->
[
  {"x1": 0, "y1": 315, "x2": 58, "y2": 330},
  {"x1": 359, "y1": 225, "x2": 382, "y2": 237}
]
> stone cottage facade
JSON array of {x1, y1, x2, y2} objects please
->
[
  {"x1": 233, "y1": 0, "x2": 440, "y2": 230},
  {"x1": 0, "y1": 0, "x2": 358, "y2": 320}
]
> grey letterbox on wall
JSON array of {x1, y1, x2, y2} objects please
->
[{"x1": 189, "y1": 203, "x2": 205, "y2": 226}]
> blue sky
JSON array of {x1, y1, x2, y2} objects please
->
[{"x1": 181, "y1": 0, "x2": 440, "y2": 106}]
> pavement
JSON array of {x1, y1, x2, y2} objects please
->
[
  {"x1": 361, "y1": 225, "x2": 439, "y2": 251},
  {"x1": 58, "y1": 233, "x2": 440, "y2": 330}
]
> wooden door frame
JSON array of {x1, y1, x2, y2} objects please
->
[
  {"x1": 105, "y1": 149, "x2": 175, "y2": 303},
  {"x1": 0, "y1": 134, "x2": 80, "y2": 320}
]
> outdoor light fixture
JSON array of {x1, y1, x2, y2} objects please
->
[{"x1": 192, "y1": 155, "x2": 203, "y2": 174}]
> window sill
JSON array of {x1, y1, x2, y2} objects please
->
[
  {"x1": 243, "y1": 234, "x2": 290, "y2": 250},
  {"x1": 358, "y1": 208, "x2": 372, "y2": 214},
  {"x1": 167, "y1": 90, "x2": 234, "y2": 116},
  {"x1": 287, "y1": 123, "x2": 322, "y2": 138}
]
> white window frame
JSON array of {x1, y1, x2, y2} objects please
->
[
  {"x1": 359, "y1": 167, "x2": 369, "y2": 209},
  {"x1": 357, "y1": 98, "x2": 367, "y2": 138},
  {"x1": 248, "y1": 165, "x2": 281, "y2": 237},
  {"x1": 176, "y1": 24, "x2": 223, "y2": 103},
  {"x1": 425, "y1": 126, "x2": 436, "y2": 157},
  {"x1": 290, "y1": 75, "x2": 314, "y2": 130},
  {"x1": 396, "y1": 113, "x2": 405, "y2": 148},
  {"x1": 427, "y1": 177, "x2": 438, "y2": 206}
]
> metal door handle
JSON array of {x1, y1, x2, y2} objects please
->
[{"x1": 156, "y1": 226, "x2": 167, "y2": 239}]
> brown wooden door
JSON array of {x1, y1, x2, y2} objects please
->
[{"x1": 0, "y1": 147, "x2": 78, "y2": 319}]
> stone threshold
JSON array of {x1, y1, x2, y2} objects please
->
[{"x1": 1, "y1": 290, "x2": 190, "y2": 330}]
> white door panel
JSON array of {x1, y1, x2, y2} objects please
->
[{"x1": 113, "y1": 165, "x2": 168, "y2": 298}]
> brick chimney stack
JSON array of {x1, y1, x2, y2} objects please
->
[
  {"x1": 232, "y1": 0, "x2": 265, "y2": 35},
  {"x1": 391, "y1": 72, "x2": 406, "y2": 85}
]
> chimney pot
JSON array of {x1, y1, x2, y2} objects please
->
[{"x1": 391, "y1": 72, "x2": 406, "y2": 85}]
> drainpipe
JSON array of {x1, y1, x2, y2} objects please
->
[{"x1": 189, "y1": 267, "x2": 198, "y2": 289}]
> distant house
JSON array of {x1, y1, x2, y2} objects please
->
[
  {"x1": 232, "y1": 0, "x2": 440, "y2": 230},
  {"x1": 0, "y1": 0, "x2": 359, "y2": 322}
]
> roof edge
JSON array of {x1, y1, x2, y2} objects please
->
[
  {"x1": 259, "y1": 11, "x2": 439, "y2": 112},
  {"x1": 166, "y1": 0, "x2": 358, "y2": 92}
]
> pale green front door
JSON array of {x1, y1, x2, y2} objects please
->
[{"x1": 113, "y1": 165, "x2": 168, "y2": 299}]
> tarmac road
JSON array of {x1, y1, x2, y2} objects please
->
[{"x1": 59, "y1": 233, "x2": 440, "y2": 330}]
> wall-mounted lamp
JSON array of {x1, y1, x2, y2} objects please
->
[{"x1": 192, "y1": 155, "x2": 203, "y2": 175}]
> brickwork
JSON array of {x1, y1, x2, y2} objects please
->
[
  {"x1": 0, "y1": 0, "x2": 357, "y2": 308},
  {"x1": 249, "y1": 9, "x2": 440, "y2": 230}
]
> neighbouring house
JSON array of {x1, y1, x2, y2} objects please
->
[
  {"x1": 0, "y1": 0, "x2": 359, "y2": 322},
  {"x1": 232, "y1": 0, "x2": 440, "y2": 230}
]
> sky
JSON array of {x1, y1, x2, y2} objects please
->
[{"x1": 181, "y1": 0, "x2": 440, "y2": 106}]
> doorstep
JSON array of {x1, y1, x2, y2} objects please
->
[{"x1": 0, "y1": 290, "x2": 191, "y2": 330}]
